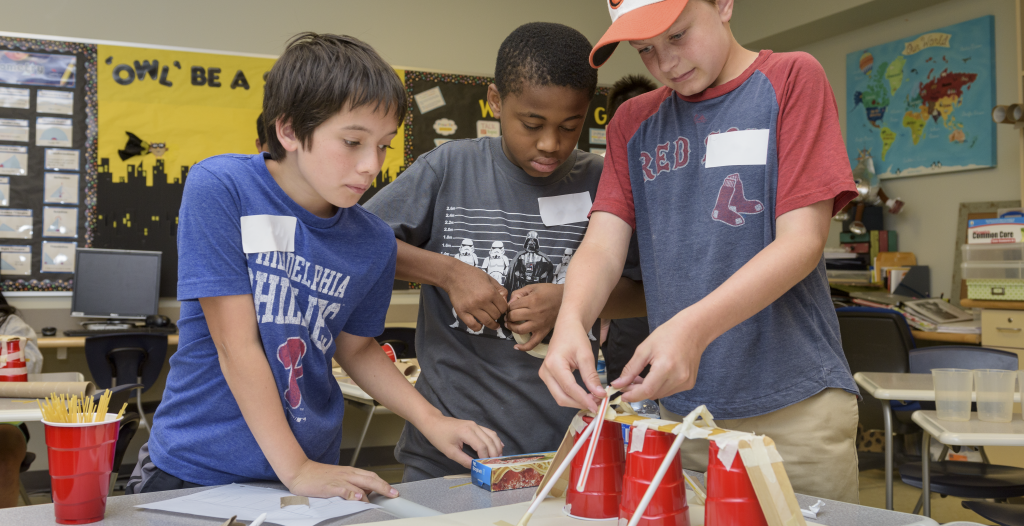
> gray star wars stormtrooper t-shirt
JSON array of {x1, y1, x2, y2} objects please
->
[{"x1": 365, "y1": 137, "x2": 627, "y2": 478}]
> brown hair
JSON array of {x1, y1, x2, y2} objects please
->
[{"x1": 262, "y1": 33, "x2": 406, "y2": 160}]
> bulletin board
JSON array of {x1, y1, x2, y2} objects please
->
[{"x1": 0, "y1": 36, "x2": 96, "y2": 291}]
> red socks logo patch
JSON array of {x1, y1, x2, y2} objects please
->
[{"x1": 711, "y1": 174, "x2": 763, "y2": 227}]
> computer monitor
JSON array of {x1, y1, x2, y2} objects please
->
[{"x1": 71, "y1": 248, "x2": 162, "y2": 320}]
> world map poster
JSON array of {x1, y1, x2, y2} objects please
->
[{"x1": 846, "y1": 16, "x2": 995, "y2": 179}]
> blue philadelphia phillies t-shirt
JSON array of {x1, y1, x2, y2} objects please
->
[{"x1": 149, "y1": 153, "x2": 397, "y2": 485}]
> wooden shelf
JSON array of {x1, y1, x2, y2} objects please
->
[
  {"x1": 911, "y1": 330, "x2": 980, "y2": 344},
  {"x1": 960, "y1": 299, "x2": 1024, "y2": 311}
]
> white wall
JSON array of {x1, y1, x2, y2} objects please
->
[
  {"x1": 0, "y1": 0, "x2": 649, "y2": 84},
  {"x1": 796, "y1": 0, "x2": 1020, "y2": 298}
]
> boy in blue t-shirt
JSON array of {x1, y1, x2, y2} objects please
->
[{"x1": 126, "y1": 33, "x2": 502, "y2": 499}]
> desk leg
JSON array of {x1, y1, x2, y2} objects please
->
[
  {"x1": 921, "y1": 431, "x2": 931, "y2": 517},
  {"x1": 350, "y1": 403, "x2": 376, "y2": 467},
  {"x1": 881, "y1": 400, "x2": 894, "y2": 510}
]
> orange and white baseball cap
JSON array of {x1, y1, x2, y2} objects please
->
[{"x1": 591, "y1": 0, "x2": 690, "y2": 68}]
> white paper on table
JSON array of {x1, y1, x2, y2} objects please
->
[{"x1": 136, "y1": 484, "x2": 379, "y2": 526}]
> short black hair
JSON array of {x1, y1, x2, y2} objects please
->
[
  {"x1": 256, "y1": 113, "x2": 266, "y2": 146},
  {"x1": 494, "y1": 22, "x2": 598, "y2": 99},
  {"x1": 607, "y1": 75, "x2": 658, "y2": 119},
  {"x1": 263, "y1": 32, "x2": 406, "y2": 160}
]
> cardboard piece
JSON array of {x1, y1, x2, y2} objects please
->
[
  {"x1": 738, "y1": 437, "x2": 806, "y2": 526},
  {"x1": 0, "y1": 381, "x2": 94, "y2": 399},
  {"x1": 280, "y1": 496, "x2": 309, "y2": 508}
]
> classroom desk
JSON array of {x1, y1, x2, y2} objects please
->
[
  {"x1": 913, "y1": 410, "x2": 1024, "y2": 517},
  {"x1": 909, "y1": 330, "x2": 981, "y2": 344},
  {"x1": 0, "y1": 473, "x2": 939, "y2": 526},
  {"x1": 853, "y1": 371, "x2": 1022, "y2": 511}
]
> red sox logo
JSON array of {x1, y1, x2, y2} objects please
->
[
  {"x1": 609, "y1": 0, "x2": 624, "y2": 8},
  {"x1": 711, "y1": 174, "x2": 763, "y2": 227},
  {"x1": 277, "y1": 337, "x2": 307, "y2": 409}
]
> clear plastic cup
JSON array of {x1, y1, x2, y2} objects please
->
[
  {"x1": 974, "y1": 369, "x2": 1016, "y2": 423},
  {"x1": 932, "y1": 368, "x2": 973, "y2": 421}
]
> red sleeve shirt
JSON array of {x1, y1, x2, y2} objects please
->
[{"x1": 592, "y1": 51, "x2": 856, "y2": 230}]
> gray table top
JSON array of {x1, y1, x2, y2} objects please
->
[{"x1": 1, "y1": 472, "x2": 938, "y2": 526}]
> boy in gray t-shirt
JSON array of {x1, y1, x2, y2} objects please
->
[{"x1": 365, "y1": 23, "x2": 644, "y2": 481}]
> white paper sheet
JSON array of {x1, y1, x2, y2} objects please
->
[
  {"x1": 136, "y1": 484, "x2": 379, "y2": 526},
  {"x1": 704, "y1": 129, "x2": 769, "y2": 168},
  {"x1": 537, "y1": 192, "x2": 592, "y2": 227}
]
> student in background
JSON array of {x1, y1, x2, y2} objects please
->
[
  {"x1": 0, "y1": 291, "x2": 41, "y2": 508},
  {"x1": 601, "y1": 74, "x2": 657, "y2": 385},
  {"x1": 127, "y1": 33, "x2": 500, "y2": 498},
  {"x1": 255, "y1": 113, "x2": 269, "y2": 153},
  {"x1": 541, "y1": 0, "x2": 860, "y2": 502},
  {"x1": 365, "y1": 22, "x2": 644, "y2": 481}
]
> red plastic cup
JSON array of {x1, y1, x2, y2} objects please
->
[
  {"x1": 0, "y1": 336, "x2": 27, "y2": 382},
  {"x1": 705, "y1": 440, "x2": 768, "y2": 526},
  {"x1": 566, "y1": 415, "x2": 625, "y2": 519},
  {"x1": 620, "y1": 426, "x2": 689, "y2": 526},
  {"x1": 381, "y1": 343, "x2": 397, "y2": 362},
  {"x1": 44, "y1": 414, "x2": 122, "y2": 524}
]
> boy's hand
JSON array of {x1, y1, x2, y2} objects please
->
[
  {"x1": 418, "y1": 415, "x2": 504, "y2": 468},
  {"x1": 284, "y1": 459, "x2": 399, "y2": 501},
  {"x1": 612, "y1": 310, "x2": 706, "y2": 403},
  {"x1": 505, "y1": 283, "x2": 563, "y2": 351},
  {"x1": 539, "y1": 321, "x2": 604, "y2": 413},
  {"x1": 444, "y1": 263, "x2": 508, "y2": 331}
]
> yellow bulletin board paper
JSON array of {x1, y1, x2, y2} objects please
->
[
  {"x1": 95, "y1": 45, "x2": 276, "y2": 295},
  {"x1": 97, "y1": 44, "x2": 274, "y2": 186}
]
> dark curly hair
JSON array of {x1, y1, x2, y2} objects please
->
[
  {"x1": 607, "y1": 74, "x2": 658, "y2": 119},
  {"x1": 494, "y1": 22, "x2": 598, "y2": 99}
]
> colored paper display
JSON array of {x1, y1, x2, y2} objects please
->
[
  {"x1": 0, "y1": 51, "x2": 76, "y2": 88},
  {"x1": 0, "y1": 209, "x2": 32, "y2": 239},
  {"x1": 0, "y1": 245, "x2": 31, "y2": 275},
  {"x1": 0, "y1": 145, "x2": 27, "y2": 176},
  {"x1": 41, "y1": 241, "x2": 76, "y2": 273}
]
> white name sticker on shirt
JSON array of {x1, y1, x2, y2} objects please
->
[
  {"x1": 240, "y1": 215, "x2": 296, "y2": 254},
  {"x1": 704, "y1": 129, "x2": 770, "y2": 168},
  {"x1": 538, "y1": 192, "x2": 592, "y2": 227}
]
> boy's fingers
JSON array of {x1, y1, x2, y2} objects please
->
[
  {"x1": 349, "y1": 472, "x2": 397, "y2": 499},
  {"x1": 474, "y1": 427, "x2": 503, "y2": 458},
  {"x1": 471, "y1": 308, "x2": 500, "y2": 330},
  {"x1": 555, "y1": 367, "x2": 599, "y2": 412},
  {"x1": 458, "y1": 311, "x2": 483, "y2": 331}
]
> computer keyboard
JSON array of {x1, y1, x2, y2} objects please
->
[{"x1": 63, "y1": 326, "x2": 178, "y2": 337}]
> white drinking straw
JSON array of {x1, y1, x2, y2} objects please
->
[
  {"x1": 515, "y1": 414, "x2": 599, "y2": 526},
  {"x1": 627, "y1": 427, "x2": 687, "y2": 526},
  {"x1": 576, "y1": 393, "x2": 612, "y2": 491}
]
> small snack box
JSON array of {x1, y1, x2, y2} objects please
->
[{"x1": 471, "y1": 451, "x2": 556, "y2": 492}]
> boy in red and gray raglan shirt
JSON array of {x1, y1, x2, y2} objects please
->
[{"x1": 540, "y1": 0, "x2": 861, "y2": 503}]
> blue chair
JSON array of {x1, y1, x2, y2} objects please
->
[
  {"x1": 84, "y1": 333, "x2": 168, "y2": 431},
  {"x1": 898, "y1": 346, "x2": 1024, "y2": 514}
]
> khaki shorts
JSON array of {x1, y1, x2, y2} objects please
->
[{"x1": 663, "y1": 388, "x2": 860, "y2": 504}]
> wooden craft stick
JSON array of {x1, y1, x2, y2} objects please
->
[
  {"x1": 576, "y1": 392, "x2": 612, "y2": 491},
  {"x1": 515, "y1": 414, "x2": 598, "y2": 526},
  {"x1": 627, "y1": 427, "x2": 687, "y2": 526}
]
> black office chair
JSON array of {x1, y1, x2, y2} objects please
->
[
  {"x1": 84, "y1": 333, "x2": 168, "y2": 432},
  {"x1": 961, "y1": 501, "x2": 1024, "y2": 526},
  {"x1": 110, "y1": 412, "x2": 141, "y2": 495},
  {"x1": 836, "y1": 307, "x2": 917, "y2": 470},
  {"x1": 376, "y1": 327, "x2": 416, "y2": 359},
  {"x1": 90, "y1": 383, "x2": 140, "y2": 418},
  {"x1": 898, "y1": 346, "x2": 1024, "y2": 514},
  {"x1": 17, "y1": 423, "x2": 34, "y2": 505}
]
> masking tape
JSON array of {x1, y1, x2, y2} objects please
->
[
  {"x1": 630, "y1": 422, "x2": 649, "y2": 453},
  {"x1": 570, "y1": 413, "x2": 586, "y2": 434},
  {"x1": 709, "y1": 430, "x2": 754, "y2": 470},
  {"x1": 746, "y1": 437, "x2": 793, "y2": 524}
]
